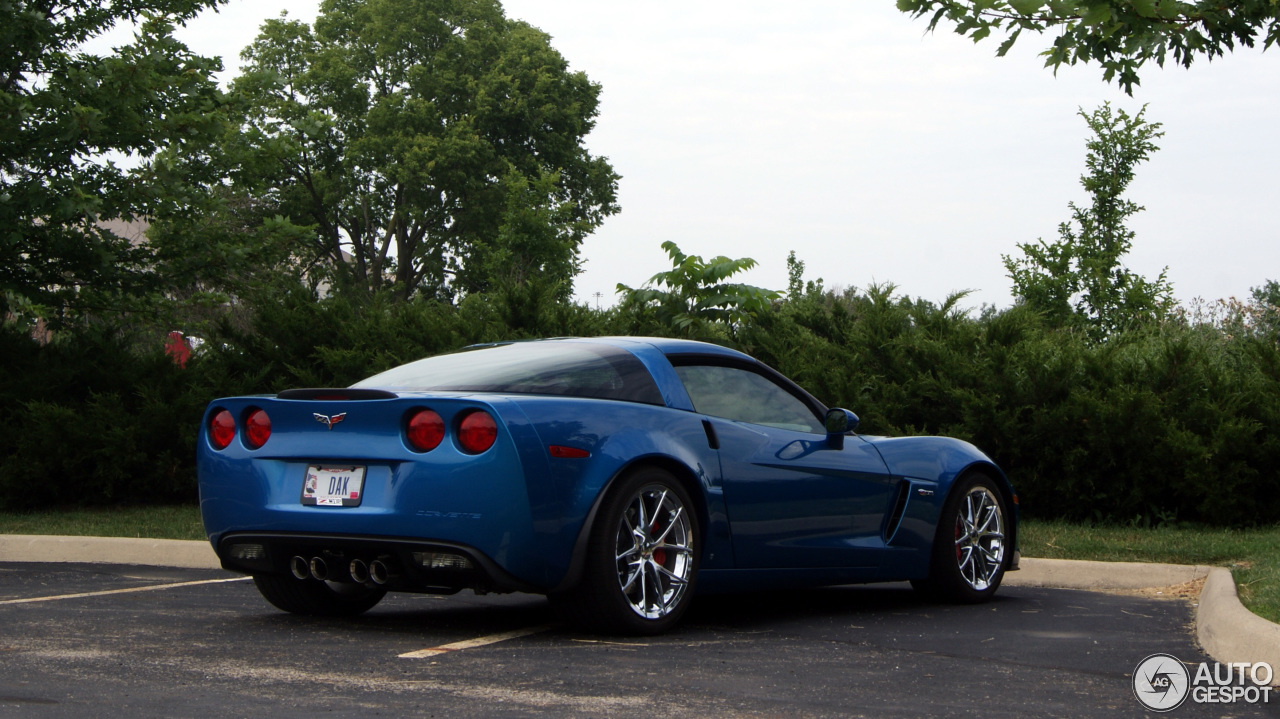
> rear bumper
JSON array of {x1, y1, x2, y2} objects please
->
[{"x1": 216, "y1": 531, "x2": 539, "y2": 594}]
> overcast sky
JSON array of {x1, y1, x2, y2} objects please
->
[{"x1": 151, "y1": 0, "x2": 1279, "y2": 311}]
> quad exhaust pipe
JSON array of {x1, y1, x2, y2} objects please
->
[
  {"x1": 369, "y1": 558, "x2": 398, "y2": 585},
  {"x1": 293, "y1": 554, "x2": 386, "y2": 584},
  {"x1": 289, "y1": 555, "x2": 331, "y2": 581},
  {"x1": 349, "y1": 559, "x2": 370, "y2": 584}
]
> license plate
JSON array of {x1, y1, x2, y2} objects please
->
[{"x1": 302, "y1": 465, "x2": 366, "y2": 507}]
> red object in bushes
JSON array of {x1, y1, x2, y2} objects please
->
[{"x1": 165, "y1": 331, "x2": 191, "y2": 368}]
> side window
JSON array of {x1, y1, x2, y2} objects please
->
[{"x1": 674, "y1": 365, "x2": 824, "y2": 433}]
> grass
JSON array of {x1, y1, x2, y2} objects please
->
[
  {"x1": 0, "y1": 507, "x2": 1276, "y2": 623},
  {"x1": 1021, "y1": 519, "x2": 1280, "y2": 623},
  {"x1": 0, "y1": 505, "x2": 205, "y2": 541}
]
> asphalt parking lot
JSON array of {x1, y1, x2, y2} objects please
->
[{"x1": 1, "y1": 562, "x2": 1273, "y2": 718}]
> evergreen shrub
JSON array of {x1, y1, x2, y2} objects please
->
[
  {"x1": 738, "y1": 288, "x2": 1280, "y2": 526},
  {"x1": 4, "y1": 283, "x2": 1279, "y2": 526}
]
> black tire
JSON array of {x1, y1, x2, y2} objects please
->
[
  {"x1": 911, "y1": 473, "x2": 1010, "y2": 604},
  {"x1": 252, "y1": 575, "x2": 387, "y2": 617},
  {"x1": 552, "y1": 467, "x2": 700, "y2": 635}
]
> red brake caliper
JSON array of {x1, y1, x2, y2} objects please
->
[
  {"x1": 651, "y1": 521, "x2": 666, "y2": 566},
  {"x1": 955, "y1": 520, "x2": 963, "y2": 562}
]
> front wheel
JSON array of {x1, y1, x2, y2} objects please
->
[
  {"x1": 252, "y1": 575, "x2": 386, "y2": 617},
  {"x1": 552, "y1": 467, "x2": 700, "y2": 635},
  {"x1": 912, "y1": 473, "x2": 1009, "y2": 603}
]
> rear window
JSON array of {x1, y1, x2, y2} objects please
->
[{"x1": 352, "y1": 342, "x2": 665, "y2": 405}]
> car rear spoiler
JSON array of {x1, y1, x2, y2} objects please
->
[{"x1": 275, "y1": 388, "x2": 399, "y2": 401}]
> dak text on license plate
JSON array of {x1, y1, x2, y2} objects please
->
[{"x1": 302, "y1": 465, "x2": 365, "y2": 507}]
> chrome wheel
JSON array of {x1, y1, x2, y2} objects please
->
[
  {"x1": 613, "y1": 484, "x2": 694, "y2": 620},
  {"x1": 953, "y1": 486, "x2": 1005, "y2": 591}
]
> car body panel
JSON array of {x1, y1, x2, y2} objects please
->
[
  {"x1": 499, "y1": 395, "x2": 734, "y2": 579},
  {"x1": 709, "y1": 420, "x2": 896, "y2": 569},
  {"x1": 860, "y1": 434, "x2": 1018, "y2": 573},
  {"x1": 584, "y1": 337, "x2": 697, "y2": 411},
  {"x1": 197, "y1": 336, "x2": 1016, "y2": 600},
  {"x1": 200, "y1": 395, "x2": 547, "y2": 584}
]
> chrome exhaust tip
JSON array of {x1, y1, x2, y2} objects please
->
[
  {"x1": 290, "y1": 555, "x2": 310, "y2": 580},
  {"x1": 309, "y1": 556, "x2": 328, "y2": 581},
  {"x1": 369, "y1": 559, "x2": 391, "y2": 585},
  {"x1": 349, "y1": 559, "x2": 369, "y2": 584}
]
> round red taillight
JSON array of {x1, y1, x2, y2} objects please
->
[
  {"x1": 407, "y1": 409, "x2": 445, "y2": 452},
  {"x1": 210, "y1": 410, "x2": 235, "y2": 450},
  {"x1": 457, "y1": 410, "x2": 497, "y2": 454},
  {"x1": 245, "y1": 408, "x2": 271, "y2": 449}
]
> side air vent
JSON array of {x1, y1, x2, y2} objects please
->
[
  {"x1": 701, "y1": 420, "x2": 720, "y2": 450},
  {"x1": 883, "y1": 480, "x2": 911, "y2": 543},
  {"x1": 276, "y1": 388, "x2": 399, "y2": 401}
]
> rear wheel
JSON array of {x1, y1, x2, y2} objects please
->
[
  {"x1": 252, "y1": 575, "x2": 386, "y2": 617},
  {"x1": 912, "y1": 473, "x2": 1009, "y2": 603},
  {"x1": 553, "y1": 467, "x2": 699, "y2": 635}
]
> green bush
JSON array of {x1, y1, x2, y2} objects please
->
[
  {"x1": 4, "y1": 282, "x2": 1279, "y2": 526},
  {"x1": 0, "y1": 325, "x2": 202, "y2": 509},
  {"x1": 194, "y1": 285, "x2": 621, "y2": 394},
  {"x1": 0, "y1": 286, "x2": 625, "y2": 511},
  {"x1": 738, "y1": 289, "x2": 1280, "y2": 526}
]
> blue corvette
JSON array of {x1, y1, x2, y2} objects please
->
[{"x1": 198, "y1": 336, "x2": 1018, "y2": 634}]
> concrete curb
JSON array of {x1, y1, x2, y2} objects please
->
[
  {"x1": 1197, "y1": 567, "x2": 1280, "y2": 683},
  {"x1": 2, "y1": 536, "x2": 1277, "y2": 680},
  {"x1": 1005, "y1": 557, "x2": 1214, "y2": 591},
  {"x1": 0, "y1": 534, "x2": 220, "y2": 570},
  {"x1": 1011, "y1": 559, "x2": 1279, "y2": 686}
]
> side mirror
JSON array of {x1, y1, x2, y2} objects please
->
[{"x1": 825, "y1": 408, "x2": 859, "y2": 449}]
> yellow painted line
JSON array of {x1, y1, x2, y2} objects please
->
[
  {"x1": 398, "y1": 624, "x2": 553, "y2": 659},
  {"x1": 0, "y1": 577, "x2": 251, "y2": 606},
  {"x1": 570, "y1": 638, "x2": 650, "y2": 647}
]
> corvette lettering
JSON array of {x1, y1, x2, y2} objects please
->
[{"x1": 416, "y1": 510, "x2": 483, "y2": 520}]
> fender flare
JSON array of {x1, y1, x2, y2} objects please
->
[
  {"x1": 939, "y1": 460, "x2": 1020, "y2": 571},
  {"x1": 549, "y1": 456, "x2": 708, "y2": 594}
]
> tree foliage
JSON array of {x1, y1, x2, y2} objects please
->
[
  {"x1": 617, "y1": 241, "x2": 781, "y2": 338},
  {"x1": 1004, "y1": 103, "x2": 1174, "y2": 338},
  {"x1": 1, "y1": 0, "x2": 226, "y2": 325},
  {"x1": 198, "y1": 0, "x2": 619, "y2": 303},
  {"x1": 785, "y1": 250, "x2": 825, "y2": 300},
  {"x1": 897, "y1": 0, "x2": 1280, "y2": 94},
  {"x1": 1251, "y1": 280, "x2": 1280, "y2": 336},
  {"x1": 6, "y1": 246, "x2": 1280, "y2": 525},
  {"x1": 740, "y1": 283, "x2": 1280, "y2": 527}
]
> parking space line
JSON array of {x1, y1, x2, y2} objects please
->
[
  {"x1": 398, "y1": 624, "x2": 553, "y2": 659},
  {"x1": 0, "y1": 577, "x2": 251, "y2": 606}
]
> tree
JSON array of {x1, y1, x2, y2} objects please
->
[
  {"x1": 1, "y1": 1, "x2": 226, "y2": 326},
  {"x1": 897, "y1": 0, "x2": 1280, "y2": 94},
  {"x1": 1245, "y1": 279, "x2": 1280, "y2": 336},
  {"x1": 785, "y1": 251, "x2": 824, "y2": 300},
  {"x1": 210, "y1": 0, "x2": 618, "y2": 303},
  {"x1": 617, "y1": 241, "x2": 781, "y2": 337},
  {"x1": 1004, "y1": 103, "x2": 1174, "y2": 337}
]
